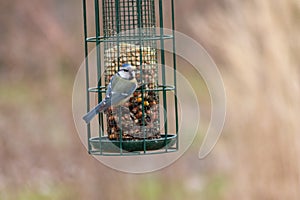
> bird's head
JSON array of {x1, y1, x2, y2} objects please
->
[{"x1": 119, "y1": 63, "x2": 136, "y2": 80}]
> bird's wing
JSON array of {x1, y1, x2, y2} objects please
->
[
  {"x1": 105, "y1": 75, "x2": 115, "y2": 98},
  {"x1": 104, "y1": 74, "x2": 137, "y2": 105},
  {"x1": 110, "y1": 80, "x2": 137, "y2": 105}
]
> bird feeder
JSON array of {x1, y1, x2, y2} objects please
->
[{"x1": 82, "y1": 0, "x2": 178, "y2": 155}]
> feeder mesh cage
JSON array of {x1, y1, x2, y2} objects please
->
[
  {"x1": 102, "y1": 0, "x2": 160, "y2": 140},
  {"x1": 83, "y1": 0, "x2": 178, "y2": 154}
]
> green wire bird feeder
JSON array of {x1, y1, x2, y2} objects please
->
[{"x1": 82, "y1": 0, "x2": 178, "y2": 155}]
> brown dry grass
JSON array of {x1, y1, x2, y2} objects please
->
[
  {"x1": 0, "y1": 0, "x2": 299, "y2": 199},
  {"x1": 182, "y1": 0, "x2": 300, "y2": 199}
]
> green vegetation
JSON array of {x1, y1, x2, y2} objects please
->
[{"x1": 1, "y1": 185, "x2": 78, "y2": 200}]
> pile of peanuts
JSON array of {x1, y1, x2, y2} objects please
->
[{"x1": 104, "y1": 43, "x2": 161, "y2": 140}]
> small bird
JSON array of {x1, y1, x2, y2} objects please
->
[{"x1": 83, "y1": 63, "x2": 138, "y2": 124}]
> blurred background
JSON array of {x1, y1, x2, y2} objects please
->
[{"x1": 0, "y1": 0, "x2": 299, "y2": 199}]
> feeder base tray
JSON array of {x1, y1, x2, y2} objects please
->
[{"x1": 89, "y1": 134, "x2": 176, "y2": 152}]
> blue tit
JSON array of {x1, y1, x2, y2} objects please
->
[{"x1": 83, "y1": 63, "x2": 138, "y2": 124}]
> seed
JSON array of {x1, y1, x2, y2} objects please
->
[
  {"x1": 132, "y1": 107, "x2": 138, "y2": 114},
  {"x1": 133, "y1": 92, "x2": 139, "y2": 97},
  {"x1": 150, "y1": 101, "x2": 157, "y2": 106},
  {"x1": 146, "y1": 116, "x2": 151, "y2": 123},
  {"x1": 144, "y1": 101, "x2": 149, "y2": 106},
  {"x1": 138, "y1": 111, "x2": 143, "y2": 116},
  {"x1": 135, "y1": 47, "x2": 140, "y2": 52},
  {"x1": 150, "y1": 50, "x2": 156, "y2": 56},
  {"x1": 108, "y1": 134, "x2": 114, "y2": 139},
  {"x1": 108, "y1": 116, "x2": 114, "y2": 121},
  {"x1": 104, "y1": 43, "x2": 161, "y2": 139},
  {"x1": 106, "y1": 107, "x2": 113, "y2": 113},
  {"x1": 148, "y1": 83, "x2": 155, "y2": 89}
]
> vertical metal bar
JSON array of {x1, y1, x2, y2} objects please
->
[
  {"x1": 115, "y1": 0, "x2": 120, "y2": 71},
  {"x1": 118, "y1": 107, "x2": 123, "y2": 154},
  {"x1": 82, "y1": 0, "x2": 92, "y2": 154},
  {"x1": 151, "y1": 0, "x2": 160, "y2": 136},
  {"x1": 95, "y1": 0, "x2": 101, "y2": 89},
  {"x1": 126, "y1": 0, "x2": 132, "y2": 41},
  {"x1": 158, "y1": 0, "x2": 168, "y2": 149},
  {"x1": 127, "y1": 0, "x2": 131, "y2": 32},
  {"x1": 115, "y1": 0, "x2": 123, "y2": 154},
  {"x1": 171, "y1": 0, "x2": 179, "y2": 150},
  {"x1": 137, "y1": 0, "x2": 146, "y2": 153},
  {"x1": 122, "y1": 1, "x2": 126, "y2": 32},
  {"x1": 102, "y1": 0, "x2": 106, "y2": 37},
  {"x1": 94, "y1": 0, "x2": 103, "y2": 154},
  {"x1": 151, "y1": 0, "x2": 156, "y2": 26},
  {"x1": 115, "y1": 0, "x2": 120, "y2": 35}
]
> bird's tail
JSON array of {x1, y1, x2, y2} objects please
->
[{"x1": 82, "y1": 102, "x2": 107, "y2": 124}]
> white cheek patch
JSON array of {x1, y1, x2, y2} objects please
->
[{"x1": 118, "y1": 71, "x2": 131, "y2": 79}]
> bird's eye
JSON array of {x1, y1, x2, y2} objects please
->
[{"x1": 123, "y1": 69, "x2": 129, "y2": 72}]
